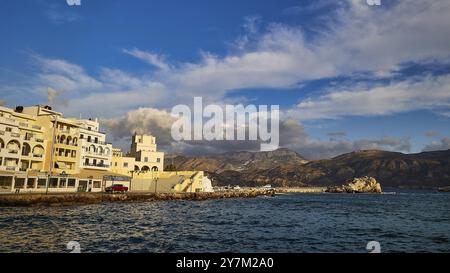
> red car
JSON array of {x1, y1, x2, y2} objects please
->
[{"x1": 105, "y1": 184, "x2": 128, "y2": 193}]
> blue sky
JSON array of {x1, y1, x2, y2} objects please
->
[{"x1": 0, "y1": 0, "x2": 450, "y2": 159}]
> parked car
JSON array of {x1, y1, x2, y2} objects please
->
[{"x1": 105, "y1": 184, "x2": 128, "y2": 193}]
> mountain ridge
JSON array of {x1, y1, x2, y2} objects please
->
[{"x1": 165, "y1": 148, "x2": 450, "y2": 188}]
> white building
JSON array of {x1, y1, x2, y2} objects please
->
[{"x1": 78, "y1": 118, "x2": 112, "y2": 171}]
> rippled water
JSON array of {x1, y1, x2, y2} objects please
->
[{"x1": 1, "y1": 190, "x2": 449, "y2": 253}]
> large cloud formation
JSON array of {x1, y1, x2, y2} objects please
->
[{"x1": 3, "y1": 0, "x2": 450, "y2": 158}]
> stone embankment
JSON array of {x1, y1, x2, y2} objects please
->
[
  {"x1": 275, "y1": 187, "x2": 326, "y2": 193},
  {"x1": 0, "y1": 189, "x2": 275, "y2": 207}
]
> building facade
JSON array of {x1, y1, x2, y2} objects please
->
[
  {"x1": 22, "y1": 105, "x2": 81, "y2": 175},
  {"x1": 0, "y1": 104, "x2": 211, "y2": 194},
  {"x1": 0, "y1": 106, "x2": 47, "y2": 173},
  {"x1": 78, "y1": 118, "x2": 112, "y2": 171},
  {"x1": 111, "y1": 133, "x2": 164, "y2": 175}
]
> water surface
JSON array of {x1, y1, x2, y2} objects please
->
[{"x1": 0, "y1": 190, "x2": 449, "y2": 252}]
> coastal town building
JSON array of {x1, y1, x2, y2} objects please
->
[
  {"x1": 0, "y1": 104, "x2": 212, "y2": 194},
  {"x1": 77, "y1": 118, "x2": 112, "y2": 171},
  {"x1": 0, "y1": 106, "x2": 47, "y2": 173},
  {"x1": 111, "y1": 133, "x2": 164, "y2": 175}
]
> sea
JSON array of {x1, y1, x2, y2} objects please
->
[{"x1": 0, "y1": 189, "x2": 449, "y2": 253}]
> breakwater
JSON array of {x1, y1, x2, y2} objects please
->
[
  {"x1": 0, "y1": 189, "x2": 275, "y2": 207},
  {"x1": 275, "y1": 187, "x2": 326, "y2": 193}
]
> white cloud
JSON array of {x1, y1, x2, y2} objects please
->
[
  {"x1": 288, "y1": 74, "x2": 450, "y2": 120},
  {"x1": 4, "y1": 0, "x2": 450, "y2": 157},
  {"x1": 123, "y1": 48, "x2": 171, "y2": 71},
  {"x1": 279, "y1": 119, "x2": 411, "y2": 159},
  {"x1": 422, "y1": 138, "x2": 450, "y2": 152},
  {"x1": 33, "y1": 55, "x2": 103, "y2": 93},
  {"x1": 23, "y1": 0, "x2": 450, "y2": 119}
]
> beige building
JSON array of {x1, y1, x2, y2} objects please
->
[
  {"x1": 131, "y1": 171, "x2": 213, "y2": 193},
  {"x1": 111, "y1": 133, "x2": 164, "y2": 175},
  {"x1": 0, "y1": 104, "x2": 211, "y2": 194},
  {"x1": 111, "y1": 133, "x2": 213, "y2": 193},
  {"x1": 0, "y1": 106, "x2": 47, "y2": 173},
  {"x1": 0, "y1": 105, "x2": 124, "y2": 193},
  {"x1": 22, "y1": 105, "x2": 80, "y2": 175}
]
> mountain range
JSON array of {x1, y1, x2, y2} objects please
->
[{"x1": 165, "y1": 148, "x2": 450, "y2": 188}]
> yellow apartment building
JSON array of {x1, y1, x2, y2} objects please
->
[
  {"x1": 0, "y1": 104, "x2": 212, "y2": 194},
  {"x1": 22, "y1": 105, "x2": 80, "y2": 175}
]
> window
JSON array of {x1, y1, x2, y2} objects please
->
[
  {"x1": 0, "y1": 176, "x2": 13, "y2": 191},
  {"x1": 115, "y1": 162, "x2": 118, "y2": 167},
  {"x1": 14, "y1": 178, "x2": 25, "y2": 189},
  {"x1": 59, "y1": 178, "x2": 67, "y2": 188},
  {"x1": 37, "y1": 179, "x2": 46, "y2": 188},
  {"x1": 49, "y1": 178, "x2": 58, "y2": 188},
  {"x1": 93, "y1": 181, "x2": 101, "y2": 188},
  {"x1": 88, "y1": 127, "x2": 91, "y2": 131},
  {"x1": 157, "y1": 158, "x2": 160, "y2": 163},
  {"x1": 26, "y1": 178, "x2": 36, "y2": 189},
  {"x1": 37, "y1": 178, "x2": 47, "y2": 189},
  {"x1": 68, "y1": 179, "x2": 76, "y2": 188},
  {"x1": 144, "y1": 157, "x2": 148, "y2": 162},
  {"x1": 123, "y1": 162, "x2": 129, "y2": 168},
  {"x1": 6, "y1": 127, "x2": 12, "y2": 132},
  {"x1": 80, "y1": 134, "x2": 84, "y2": 139}
]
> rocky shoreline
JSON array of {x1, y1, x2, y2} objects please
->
[
  {"x1": 0, "y1": 189, "x2": 275, "y2": 207},
  {"x1": 325, "y1": 176, "x2": 382, "y2": 193}
]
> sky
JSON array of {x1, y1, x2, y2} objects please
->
[{"x1": 0, "y1": 0, "x2": 450, "y2": 159}]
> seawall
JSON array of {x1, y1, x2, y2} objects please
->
[
  {"x1": 0, "y1": 189, "x2": 275, "y2": 207},
  {"x1": 275, "y1": 187, "x2": 326, "y2": 193}
]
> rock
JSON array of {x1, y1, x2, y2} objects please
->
[
  {"x1": 438, "y1": 186, "x2": 450, "y2": 192},
  {"x1": 326, "y1": 176, "x2": 382, "y2": 193}
]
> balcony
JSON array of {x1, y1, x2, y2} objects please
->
[
  {"x1": 84, "y1": 163, "x2": 110, "y2": 168},
  {"x1": 19, "y1": 122, "x2": 28, "y2": 128},
  {"x1": 25, "y1": 136, "x2": 45, "y2": 143},
  {"x1": 0, "y1": 130, "x2": 21, "y2": 138},
  {"x1": 84, "y1": 139, "x2": 111, "y2": 145},
  {"x1": 56, "y1": 141, "x2": 78, "y2": 147},
  {"x1": 86, "y1": 150, "x2": 110, "y2": 157},
  {"x1": 0, "y1": 116, "x2": 16, "y2": 124}
]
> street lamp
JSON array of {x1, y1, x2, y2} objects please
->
[{"x1": 154, "y1": 177, "x2": 158, "y2": 193}]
